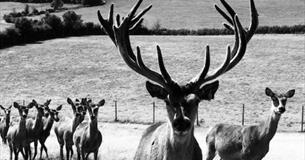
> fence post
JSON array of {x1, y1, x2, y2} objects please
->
[
  {"x1": 152, "y1": 102, "x2": 155, "y2": 123},
  {"x1": 197, "y1": 109, "x2": 200, "y2": 126},
  {"x1": 23, "y1": 100, "x2": 25, "y2": 106},
  {"x1": 301, "y1": 106, "x2": 304, "y2": 132},
  {"x1": 242, "y1": 104, "x2": 245, "y2": 126},
  {"x1": 114, "y1": 100, "x2": 118, "y2": 122}
]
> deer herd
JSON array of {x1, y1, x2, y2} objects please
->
[{"x1": 0, "y1": 0, "x2": 296, "y2": 160}]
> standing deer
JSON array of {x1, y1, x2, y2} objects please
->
[
  {"x1": 25, "y1": 99, "x2": 51, "y2": 160},
  {"x1": 38, "y1": 104, "x2": 62, "y2": 160},
  {"x1": 205, "y1": 88, "x2": 295, "y2": 160},
  {"x1": 0, "y1": 105, "x2": 12, "y2": 144},
  {"x1": 73, "y1": 98, "x2": 105, "y2": 160},
  {"x1": 6, "y1": 101, "x2": 36, "y2": 160},
  {"x1": 97, "y1": 0, "x2": 258, "y2": 159},
  {"x1": 54, "y1": 98, "x2": 87, "y2": 160}
]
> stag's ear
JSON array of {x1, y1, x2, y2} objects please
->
[
  {"x1": 265, "y1": 87, "x2": 274, "y2": 97},
  {"x1": 198, "y1": 81, "x2": 219, "y2": 101},
  {"x1": 98, "y1": 99, "x2": 105, "y2": 107},
  {"x1": 146, "y1": 81, "x2": 168, "y2": 100},
  {"x1": 285, "y1": 89, "x2": 295, "y2": 98}
]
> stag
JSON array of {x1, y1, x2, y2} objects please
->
[
  {"x1": 54, "y1": 98, "x2": 87, "y2": 160},
  {"x1": 0, "y1": 105, "x2": 12, "y2": 144},
  {"x1": 97, "y1": 0, "x2": 258, "y2": 159},
  {"x1": 6, "y1": 101, "x2": 36, "y2": 160},
  {"x1": 205, "y1": 88, "x2": 295, "y2": 160},
  {"x1": 73, "y1": 98, "x2": 105, "y2": 160},
  {"x1": 38, "y1": 104, "x2": 62, "y2": 159},
  {"x1": 25, "y1": 99, "x2": 51, "y2": 160}
]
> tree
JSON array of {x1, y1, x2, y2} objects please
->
[{"x1": 51, "y1": 0, "x2": 64, "y2": 10}]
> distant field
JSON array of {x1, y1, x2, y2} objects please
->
[
  {"x1": 0, "y1": 34, "x2": 304, "y2": 132},
  {"x1": 0, "y1": 0, "x2": 304, "y2": 31}
]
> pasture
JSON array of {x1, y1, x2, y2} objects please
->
[
  {"x1": 0, "y1": 0, "x2": 304, "y2": 31},
  {"x1": 0, "y1": 34, "x2": 304, "y2": 159}
]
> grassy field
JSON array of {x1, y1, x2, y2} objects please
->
[
  {"x1": 0, "y1": 123, "x2": 304, "y2": 160},
  {"x1": 0, "y1": 34, "x2": 304, "y2": 132},
  {"x1": 0, "y1": 0, "x2": 304, "y2": 31}
]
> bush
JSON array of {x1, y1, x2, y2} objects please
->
[
  {"x1": 42, "y1": 13, "x2": 63, "y2": 35},
  {"x1": 62, "y1": 11, "x2": 83, "y2": 34},
  {"x1": 82, "y1": 0, "x2": 105, "y2": 6}
]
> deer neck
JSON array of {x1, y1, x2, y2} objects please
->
[
  {"x1": 34, "y1": 111, "x2": 44, "y2": 131},
  {"x1": 5, "y1": 114, "x2": 10, "y2": 128},
  {"x1": 166, "y1": 122, "x2": 196, "y2": 158},
  {"x1": 89, "y1": 119, "x2": 98, "y2": 135},
  {"x1": 18, "y1": 117, "x2": 27, "y2": 134},
  {"x1": 71, "y1": 117, "x2": 82, "y2": 133},
  {"x1": 260, "y1": 109, "x2": 281, "y2": 142},
  {"x1": 44, "y1": 116, "x2": 54, "y2": 132}
]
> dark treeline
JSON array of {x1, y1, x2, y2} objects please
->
[
  {"x1": 0, "y1": 11, "x2": 304, "y2": 49},
  {"x1": 0, "y1": 0, "x2": 105, "y2": 5}
]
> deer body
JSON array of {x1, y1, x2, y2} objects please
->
[
  {"x1": 73, "y1": 99, "x2": 105, "y2": 160},
  {"x1": 26, "y1": 100, "x2": 48, "y2": 160},
  {"x1": 0, "y1": 105, "x2": 11, "y2": 144},
  {"x1": 98, "y1": 0, "x2": 258, "y2": 159},
  {"x1": 205, "y1": 88, "x2": 295, "y2": 160},
  {"x1": 135, "y1": 122, "x2": 202, "y2": 160},
  {"x1": 39, "y1": 105, "x2": 62, "y2": 159},
  {"x1": 54, "y1": 98, "x2": 87, "y2": 160},
  {"x1": 6, "y1": 101, "x2": 35, "y2": 160}
]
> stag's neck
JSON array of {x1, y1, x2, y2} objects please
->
[
  {"x1": 260, "y1": 110, "x2": 281, "y2": 142},
  {"x1": 44, "y1": 116, "x2": 54, "y2": 132},
  {"x1": 167, "y1": 124, "x2": 196, "y2": 158}
]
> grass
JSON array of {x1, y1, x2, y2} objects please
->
[
  {"x1": 1, "y1": 0, "x2": 304, "y2": 31},
  {"x1": 0, "y1": 34, "x2": 304, "y2": 132},
  {"x1": 0, "y1": 123, "x2": 304, "y2": 160}
]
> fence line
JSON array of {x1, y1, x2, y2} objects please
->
[
  {"x1": 242, "y1": 104, "x2": 245, "y2": 126},
  {"x1": 301, "y1": 106, "x2": 304, "y2": 132}
]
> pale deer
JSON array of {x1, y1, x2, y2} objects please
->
[
  {"x1": 25, "y1": 99, "x2": 51, "y2": 160},
  {"x1": 0, "y1": 105, "x2": 12, "y2": 144},
  {"x1": 38, "y1": 104, "x2": 62, "y2": 160},
  {"x1": 6, "y1": 101, "x2": 36, "y2": 160},
  {"x1": 205, "y1": 88, "x2": 295, "y2": 160},
  {"x1": 73, "y1": 98, "x2": 105, "y2": 160},
  {"x1": 97, "y1": 0, "x2": 258, "y2": 159},
  {"x1": 54, "y1": 98, "x2": 87, "y2": 160}
]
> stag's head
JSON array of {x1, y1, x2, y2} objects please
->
[
  {"x1": 13, "y1": 100, "x2": 36, "y2": 119},
  {"x1": 98, "y1": 0, "x2": 258, "y2": 140},
  {"x1": 265, "y1": 88, "x2": 295, "y2": 115}
]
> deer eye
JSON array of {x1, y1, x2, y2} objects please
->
[{"x1": 272, "y1": 97, "x2": 279, "y2": 107}]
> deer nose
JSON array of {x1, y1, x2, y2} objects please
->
[
  {"x1": 279, "y1": 107, "x2": 285, "y2": 113},
  {"x1": 173, "y1": 117, "x2": 191, "y2": 132}
]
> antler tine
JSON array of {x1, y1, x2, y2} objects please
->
[{"x1": 98, "y1": 0, "x2": 174, "y2": 91}]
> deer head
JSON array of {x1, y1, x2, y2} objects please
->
[
  {"x1": 86, "y1": 99, "x2": 105, "y2": 122},
  {"x1": 13, "y1": 100, "x2": 36, "y2": 119},
  {"x1": 0, "y1": 105, "x2": 12, "y2": 118},
  {"x1": 67, "y1": 98, "x2": 87, "y2": 123},
  {"x1": 45, "y1": 105, "x2": 62, "y2": 122},
  {"x1": 98, "y1": 0, "x2": 258, "y2": 141},
  {"x1": 265, "y1": 88, "x2": 295, "y2": 115}
]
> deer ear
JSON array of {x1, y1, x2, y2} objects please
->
[
  {"x1": 67, "y1": 98, "x2": 76, "y2": 113},
  {"x1": 146, "y1": 81, "x2": 168, "y2": 100},
  {"x1": 57, "y1": 105, "x2": 63, "y2": 111},
  {"x1": 98, "y1": 99, "x2": 105, "y2": 107},
  {"x1": 45, "y1": 99, "x2": 51, "y2": 106},
  {"x1": 198, "y1": 81, "x2": 219, "y2": 101},
  {"x1": 0, "y1": 105, "x2": 4, "y2": 110},
  {"x1": 285, "y1": 89, "x2": 295, "y2": 98},
  {"x1": 13, "y1": 102, "x2": 19, "y2": 109},
  {"x1": 265, "y1": 87, "x2": 274, "y2": 97}
]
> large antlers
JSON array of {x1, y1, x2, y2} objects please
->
[
  {"x1": 189, "y1": 0, "x2": 258, "y2": 90},
  {"x1": 98, "y1": 0, "x2": 258, "y2": 93},
  {"x1": 98, "y1": 0, "x2": 178, "y2": 92}
]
